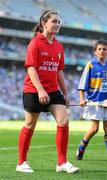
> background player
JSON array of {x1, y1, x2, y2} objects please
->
[{"x1": 76, "y1": 40, "x2": 107, "y2": 160}]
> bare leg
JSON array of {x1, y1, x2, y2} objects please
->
[
  {"x1": 76, "y1": 120, "x2": 99, "y2": 160},
  {"x1": 24, "y1": 111, "x2": 40, "y2": 130}
]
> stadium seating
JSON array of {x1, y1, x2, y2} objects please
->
[{"x1": 0, "y1": 0, "x2": 107, "y2": 31}]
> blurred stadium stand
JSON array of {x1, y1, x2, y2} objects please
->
[{"x1": 0, "y1": 0, "x2": 107, "y2": 120}]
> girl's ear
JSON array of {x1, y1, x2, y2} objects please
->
[
  {"x1": 42, "y1": 21, "x2": 48, "y2": 30},
  {"x1": 42, "y1": 20, "x2": 46, "y2": 26}
]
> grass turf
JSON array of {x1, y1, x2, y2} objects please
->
[{"x1": 0, "y1": 120, "x2": 106, "y2": 180}]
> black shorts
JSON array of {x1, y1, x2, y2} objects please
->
[{"x1": 23, "y1": 90, "x2": 66, "y2": 113}]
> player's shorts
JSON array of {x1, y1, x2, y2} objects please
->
[
  {"x1": 23, "y1": 90, "x2": 66, "y2": 113},
  {"x1": 83, "y1": 105, "x2": 107, "y2": 121}
]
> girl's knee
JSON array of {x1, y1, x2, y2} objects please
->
[
  {"x1": 57, "y1": 119, "x2": 69, "y2": 127},
  {"x1": 24, "y1": 121, "x2": 35, "y2": 130}
]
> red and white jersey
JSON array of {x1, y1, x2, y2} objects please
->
[{"x1": 23, "y1": 33, "x2": 65, "y2": 93}]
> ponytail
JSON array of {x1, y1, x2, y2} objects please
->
[{"x1": 33, "y1": 23, "x2": 43, "y2": 36}]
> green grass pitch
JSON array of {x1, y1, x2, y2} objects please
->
[{"x1": 0, "y1": 120, "x2": 106, "y2": 180}]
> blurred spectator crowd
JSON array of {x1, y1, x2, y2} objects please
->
[
  {"x1": 0, "y1": 65, "x2": 25, "y2": 120},
  {"x1": 0, "y1": 37, "x2": 26, "y2": 59},
  {"x1": 0, "y1": 36, "x2": 93, "y2": 62}
]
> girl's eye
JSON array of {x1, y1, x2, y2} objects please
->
[{"x1": 52, "y1": 19, "x2": 60, "y2": 24}]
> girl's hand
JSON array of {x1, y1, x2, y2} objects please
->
[{"x1": 38, "y1": 89, "x2": 50, "y2": 105}]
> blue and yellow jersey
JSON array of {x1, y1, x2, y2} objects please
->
[{"x1": 78, "y1": 57, "x2": 107, "y2": 102}]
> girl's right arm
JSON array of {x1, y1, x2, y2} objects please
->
[{"x1": 27, "y1": 66, "x2": 50, "y2": 104}]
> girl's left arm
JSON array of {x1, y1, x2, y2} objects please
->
[{"x1": 58, "y1": 70, "x2": 69, "y2": 107}]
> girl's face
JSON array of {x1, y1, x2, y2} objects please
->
[
  {"x1": 95, "y1": 44, "x2": 107, "y2": 60},
  {"x1": 43, "y1": 14, "x2": 61, "y2": 35}
]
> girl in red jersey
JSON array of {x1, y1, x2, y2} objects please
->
[{"x1": 16, "y1": 10, "x2": 79, "y2": 173}]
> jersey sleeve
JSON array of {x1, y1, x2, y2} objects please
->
[
  {"x1": 58, "y1": 47, "x2": 65, "y2": 71},
  {"x1": 78, "y1": 62, "x2": 92, "y2": 91},
  {"x1": 24, "y1": 39, "x2": 39, "y2": 68}
]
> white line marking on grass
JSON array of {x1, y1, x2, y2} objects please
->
[
  {"x1": 0, "y1": 145, "x2": 55, "y2": 151},
  {"x1": 0, "y1": 143, "x2": 104, "y2": 151}
]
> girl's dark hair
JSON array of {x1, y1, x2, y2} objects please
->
[
  {"x1": 93, "y1": 40, "x2": 107, "y2": 51},
  {"x1": 33, "y1": 10, "x2": 58, "y2": 36}
]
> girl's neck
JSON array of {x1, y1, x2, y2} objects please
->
[{"x1": 42, "y1": 32, "x2": 55, "y2": 44}]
